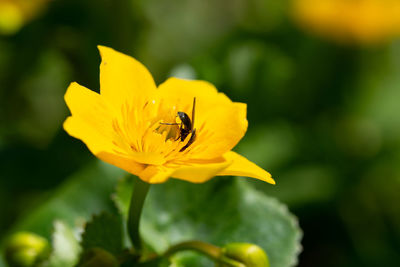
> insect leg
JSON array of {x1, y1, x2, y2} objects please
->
[
  {"x1": 175, "y1": 122, "x2": 184, "y2": 141},
  {"x1": 160, "y1": 122, "x2": 180, "y2": 125},
  {"x1": 180, "y1": 129, "x2": 196, "y2": 152}
]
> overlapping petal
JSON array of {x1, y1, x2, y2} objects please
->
[
  {"x1": 157, "y1": 77, "x2": 232, "y2": 117},
  {"x1": 97, "y1": 151, "x2": 145, "y2": 176},
  {"x1": 170, "y1": 157, "x2": 232, "y2": 183},
  {"x1": 190, "y1": 102, "x2": 247, "y2": 159},
  {"x1": 139, "y1": 165, "x2": 175, "y2": 184},
  {"x1": 64, "y1": 82, "x2": 117, "y2": 155}
]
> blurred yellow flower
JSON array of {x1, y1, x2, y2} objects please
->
[
  {"x1": 291, "y1": 0, "x2": 400, "y2": 44},
  {"x1": 64, "y1": 46, "x2": 275, "y2": 184},
  {"x1": 0, "y1": 0, "x2": 49, "y2": 35}
]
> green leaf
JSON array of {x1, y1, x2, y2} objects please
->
[
  {"x1": 81, "y1": 213, "x2": 123, "y2": 255},
  {"x1": 112, "y1": 176, "x2": 133, "y2": 218},
  {"x1": 42, "y1": 221, "x2": 81, "y2": 267},
  {"x1": 7, "y1": 161, "x2": 125, "y2": 239},
  {"x1": 114, "y1": 177, "x2": 302, "y2": 267},
  {"x1": 0, "y1": 161, "x2": 125, "y2": 265}
]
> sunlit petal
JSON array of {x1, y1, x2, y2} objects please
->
[
  {"x1": 139, "y1": 165, "x2": 175, "y2": 184},
  {"x1": 64, "y1": 82, "x2": 117, "y2": 154},
  {"x1": 171, "y1": 158, "x2": 231, "y2": 183},
  {"x1": 157, "y1": 77, "x2": 232, "y2": 117},
  {"x1": 98, "y1": 46, "x2": 157, "y2": 110},
  {"x1": 191, "y1": 103, "x2": 248, "y2": 160},
  {"x1": 97, "y1": 151, "x2": 146, "y2": 175},
  {"x1": 218, "y1": 151, "x2": 275, "y2": 184}
]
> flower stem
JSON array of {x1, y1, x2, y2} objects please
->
[
  {"x1": 164, "y1": 241, "x2": 245, "y2": 267},
  {"x1": 127, "y1": 176, "x2": 150, "y2": 251}
]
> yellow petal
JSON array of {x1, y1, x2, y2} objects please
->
[
  {"x1": 157, "y1": 77, "x2": 232, "y2": 117},
  {"x1": 139, "y1": 165, "x2": 175, "y2": 184},
  {"x1": 97, "y1": 151, "x2": 146, "y2": 176},
  {"x1": 98, "y1": 45, "x2": 157, "y2": 110},
  {"x1": 64, "y1": 117, "x2": 116, "y2": 155},
  {"x1": 191, "y1": 102, "x2": 248, "y2": 159},
  {"x1": 64, "y1": 82, "x2": 116, "y2": 154},
  {"x1": 171, "y1": 158, "x2": 232, "y2": 183},
  {"x1": 218, "y1": 151, "x2": 275, "y2": 184}
]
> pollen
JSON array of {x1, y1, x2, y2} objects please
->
[{"x1": 110, "y1": 98, "x2": 197, "y2": 166}]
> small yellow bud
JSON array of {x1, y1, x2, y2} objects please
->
[
  {"x1": 220, "y1": 243, "x2": 269, "y2": 267},
  {"x1": 79, "y1": 248, "x2": 119, "y2": 267},
  {"x1": 5, "y1": 232, "x2": 50, "y2": 267}
]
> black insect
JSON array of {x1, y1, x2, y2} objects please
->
[{"x1": 161, "y1": 98, "x2": 196, "y2": 152}]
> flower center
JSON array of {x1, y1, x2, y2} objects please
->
[{"x1": 110, "y1": 98, "x2": 199, "y2": 166}]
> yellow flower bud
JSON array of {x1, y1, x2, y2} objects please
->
[
  {"x1": 220, "y1": 243, "x2": 269, "y2": 267},
  {"x1": 5, "y1": 232, "x2": 50, "y2": 267}
]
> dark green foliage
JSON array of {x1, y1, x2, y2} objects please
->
[
  {"x1": 81, "y1": 213, "x2": 123, "y2": 256},
  {"x1": 78, "y1": 248, "x2": 119, "y2": 267}
]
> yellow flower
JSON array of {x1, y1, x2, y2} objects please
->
[
  {"x1": 291, "y1": 0, "x2": 400, "y2": 44},
  {"x1": 64, "y1": 46, "x2": 275, "y2": 184}
]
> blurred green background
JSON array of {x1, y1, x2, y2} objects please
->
[{"x1": 1, "y1": 0, "x2": 400, "y2": 266}]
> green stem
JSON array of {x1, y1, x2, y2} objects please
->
[
  {"x1": 127, "y1": 176, "x2": 150, "y2": 251},
  {"x1": 164, "y1": 241, "x2": 221, "y2": 259},
  {"x1": 164, "y1": 241, "x2": 245, "y2": 267}
]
